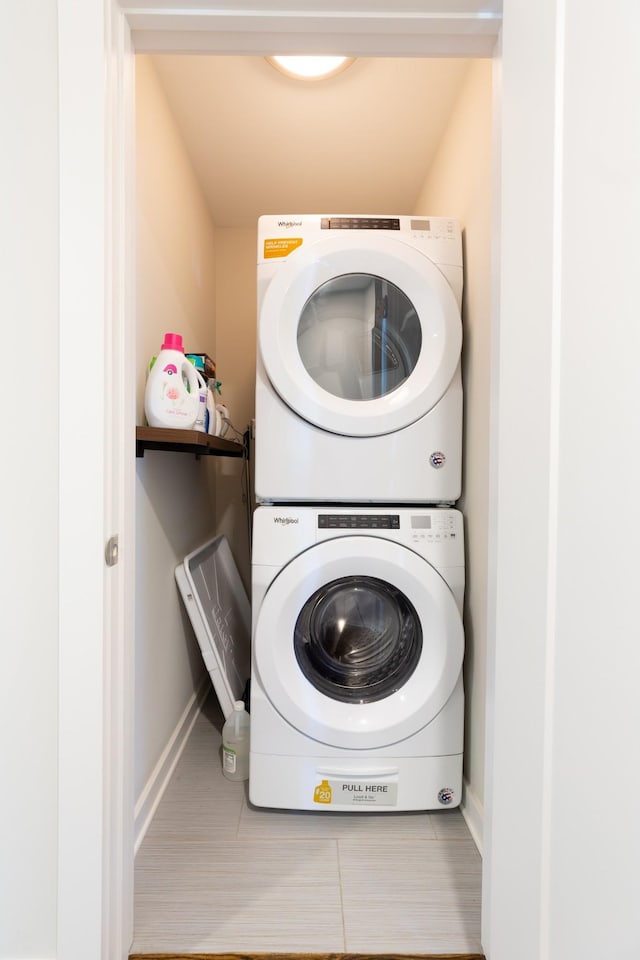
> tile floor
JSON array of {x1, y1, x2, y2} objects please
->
[{"x1": 132, "y1": 694, "x2": 483, "y2": 955}]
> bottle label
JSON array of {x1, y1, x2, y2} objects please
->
[
  {"x1": 313, "y1": 778, "x2": 397, "y2": 806},
  {"x1": 223, "y1": 746, "x2": 237, "y2": 774}
]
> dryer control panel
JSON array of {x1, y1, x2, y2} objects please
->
[
  {"x1": 321, "y1": 216, "x2": 400, "y2": 230},
  {"x1": 257, "y1": 214, "x2": 463, "y2": 275}
]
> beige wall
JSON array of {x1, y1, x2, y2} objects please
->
[
  {"x1": 134, "y1": 55, "x2": 219, "y2": 803},
  {"x1": 134, "y1": 55, "x2": 493, "y2": 841},
  {"x1": 214, "y1": 227, "x2": 258, "y2": 592},
  {"x1": 413, "y1": 58, "x2": 493, "y2": 840}
]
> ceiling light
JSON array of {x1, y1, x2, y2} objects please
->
[{"x1": 267, "y1": 56, "x2": 355, "y2": 81}]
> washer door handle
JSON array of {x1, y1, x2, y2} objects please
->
[{"x1": 316, "y1": 766, "x2": 399, "y2": 778}]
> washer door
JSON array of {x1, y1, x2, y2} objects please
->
[
  {"x1": 254, "y1": 536, "x2": 464, "y2": 749},
  {"x1": 259, "y1": 234, "x2": 461, "y2": 437}
]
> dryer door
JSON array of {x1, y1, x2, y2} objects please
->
[
  {"x1": 258, "y1": 234, "x2": 461, "y2": 437},
  {"x1": 253, "y1": 536, "x2": 464, "y2": 749}
]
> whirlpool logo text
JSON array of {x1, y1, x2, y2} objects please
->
[
  {"x1": 278, "y1": 220, "x2": 302, "y2": 228},
  {"x1": 273, "y1": 516, "x2": 299, "y2": 526}
]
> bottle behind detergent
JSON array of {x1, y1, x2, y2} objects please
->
[
  {"x1": 193, "y1": 370, "x2": 208, "y2": 432},
  {"x1": 144, "y1": 332, "x2": 200, "y2": 429},
  {"x1": 221, "y1": 700, "x2": 250, "y2": 782},
  {"x1": 206, "y1": 378, "x2": 223, "y2": 435},
  {"x1": 216, "y1": 403, "x2": 230, "y2": 439}
]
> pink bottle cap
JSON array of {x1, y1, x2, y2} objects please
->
[{"x1": 161, "y1": 332, "x2": 184, "y2": 352}]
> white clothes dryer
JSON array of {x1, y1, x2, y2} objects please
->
[
  {"x1": 250, "y1": 505, "x2": 465, "y2": 812},
  {"x1": 255, "y1": 214, "x2": 463, "y2": 504}
]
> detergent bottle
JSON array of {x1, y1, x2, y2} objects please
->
[{"x1": 144, "y1": 332, "x2": 200, "y2": 429}]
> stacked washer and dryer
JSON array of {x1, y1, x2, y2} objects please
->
[{"x1": 250, "y1": 215, "x2": 466, "y2": 812}]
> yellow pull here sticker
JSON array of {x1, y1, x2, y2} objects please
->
[
  {"x1": 264, "y1": 237, "x2": 303, "y2": 259},
  {"x1": 313, "y1": 778, "x2": 332, "y2": 804}
]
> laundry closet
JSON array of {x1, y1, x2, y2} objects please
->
[{"x1": 134, "y1": 52, "x2": 493, "y2": 952}]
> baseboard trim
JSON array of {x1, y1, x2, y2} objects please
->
[
  {"x1": 461, "y1": 777, "x2": 484, "y2": 855},
  {"x1": 134, "y1": 675, "x2": 210, "y2": 854},
  {"x1": 129, "y1": 954, "x2": 485, "y2": 960}
]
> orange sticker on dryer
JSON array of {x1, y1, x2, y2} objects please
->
[{"x1": 264, "y1": 237, "x2": 303, "y2": 259}]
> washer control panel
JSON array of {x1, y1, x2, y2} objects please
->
[
  {"x1": 315, "y1": 511, "x2": 461, "y2": 544},
  {"x1": 318, "y1": 513, "x2": 400, "y2": 530},
  {"x1": 409, "y1": 513, "x2": 458, "y2": 543},
  {"x1": 257, "y1": 507, "x2": 466, "y2": 566}
]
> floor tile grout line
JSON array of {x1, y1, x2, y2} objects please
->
[
  {"x1": 235, "y1": 794, "x2": 246, "y2": 838},
  {"x1": 134, "y1": 696, "x2": 482, "y2": 951},
  {"x1": 336, "y1": 838, "x2": 347, "y2": 952}
]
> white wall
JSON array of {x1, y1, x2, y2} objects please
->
[
  {"x1": 483, "y1": 1, "x2": 640, "y2": 957},
  {"x1": 0, "y1": 4, "x2": 59, "y2": 956},
  {"x1": 547, "y1": 0, "x2": 640, "y2": 952},
  {"x1": 413, "y1": 58, "x2": 493, "y2": 844},
  {"x1": 134, "y1": 55, "x2": 218, "y2": 804}
]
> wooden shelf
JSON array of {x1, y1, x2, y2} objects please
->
[{"x1": 136, "y1": 426, "x2": 247, "y2": 459}]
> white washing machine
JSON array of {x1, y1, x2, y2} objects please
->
[
  {"x1": 255, "y1": 214, "x2": 463, "y2": 504},
  {"x1": 250, "y1": 505, "x2": 465, "y2": 812}
]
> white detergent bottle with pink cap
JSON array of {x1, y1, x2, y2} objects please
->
[{"x1": 144, "y1": 332, "x2": 200, "y2": 429}]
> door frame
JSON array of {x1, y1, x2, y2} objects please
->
[{"x1": 57, "y1": 3, "x2": 564, "y2": 959}]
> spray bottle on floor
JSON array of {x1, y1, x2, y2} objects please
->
[{"x1": 221, "y1": 701, "x2": 250, "y2": 781}]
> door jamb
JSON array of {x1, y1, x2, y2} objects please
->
[{"x1": 57, "y1": 5, "x2": 504, "y2": 959}]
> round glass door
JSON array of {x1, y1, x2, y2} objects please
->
[
  {"x1": 258, "y1": 234, "x2": 462, "y2": 437},
  {"x1": 253, "y1": 535, "x2": 464, "y2": 749},
  {"x1": 297, "y1": 275, "x2": 422, "y2": 402},
  {"x1": 294, "y1": 575, "x2": 422, "y2": 703}
]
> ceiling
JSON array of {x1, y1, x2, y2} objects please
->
[{"x1": 150, "y1": 55, "x2": 473, "y2": 228}]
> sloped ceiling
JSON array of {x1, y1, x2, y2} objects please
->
[{"x1": 151, "y1": 55, "x2": 473, "y2": 227}]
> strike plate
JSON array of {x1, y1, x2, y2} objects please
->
[{"x1": 105, "y1": 535, "x2": 119, "y2": 567}]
